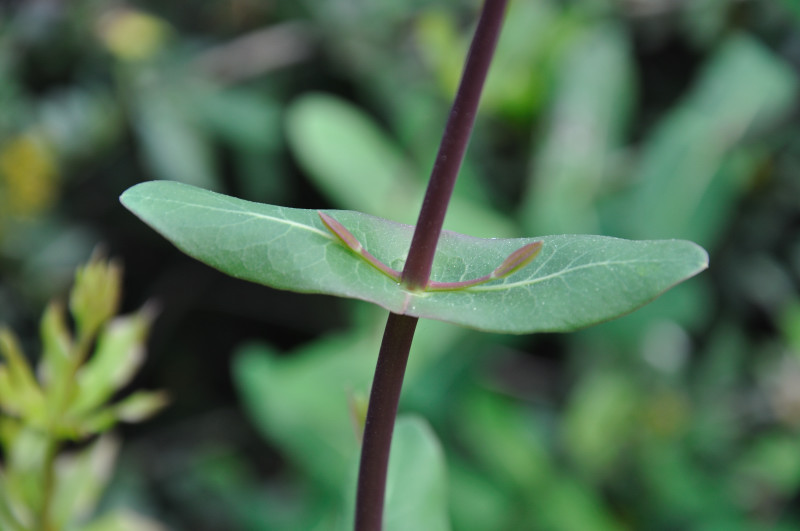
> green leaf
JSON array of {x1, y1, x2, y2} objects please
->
[
  {"x1": 73, "y1": 391, "x2": 168, "y2": 435},
  {"x1": 69, "y1": 309, "x2": 154, "y2": 418},
  {"x1": 131, "y1": 86, "x2": 219, "y2": 190},
  {"x1": 562, "y1": 371, "x2": 639, "y2": 478},
  {"x1": 285, "y1": 93, "x2": 422, "y2": 222},
  {"x1": 285, "y1": 93, "x2": 515, "y2": 238},
  {"x1": 50, "y1": 435, "x2": 119, "y2": 529},
  {"x1": 233, "y1": 337, "x2": 373, "y2": 492},
  {"x1": 522, "y1": 22, "x2": 633, "y2": 235},
  {"x1": 619, "y1": 34, "x2": 797, "y2": 244},
  {"x1": 3, "y1": 427, "x2": 48, "y2": 514},
  {"x1": 79, "y1": 509, "x2": 167, "y2": 531},
  {"x1": 121, "y1": 181, "x2": 708, "y2": 334},
  {"x1": 0, "y1": 328, "x2": 44, "y2": 420},
  {"x1": 233, "y1": 315, "x2": 460, "y2": 493},
  {"x1": 108, "y1": 390, "x2": 168, "y2": 423},
  {"x1": 0, "y1": 470, "x2": 28, "y2": 531},
  {"x1": 341, "y1": 416, "x2": 450, "y2": 531},
  {"x1": 39, "y1": 302, "x2": 72, "y2": 387},
  {"x1": 415, "y1": 0, "x2": 561, "y2": 118},
  {"x1": 384, "y1": 416, "x2": 450, "y2": 531}
]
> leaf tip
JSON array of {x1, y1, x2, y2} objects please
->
[{"x1": 119, "y1": 181, "x2": 156, "y2": 214}]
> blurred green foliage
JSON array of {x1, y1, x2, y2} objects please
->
[
  {"x1": 2, "y1": 0, "x2": 800, "y2": 529},
  {"x1": 0, "y1": 254, "x2": 166, "y2": 530}
]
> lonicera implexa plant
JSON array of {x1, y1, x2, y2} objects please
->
[{"x1": 120, "y1": 1, "x2": 707, "y2": 529}]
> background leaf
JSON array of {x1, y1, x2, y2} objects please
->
[
  {"x1": 285, "y1": 93, "x2": 516, "y2": 238},
  {"x1": 521, "y1": 22, "x2": 633, "y2": 235},
  {"x1": 614, "y1": 34, "x2": 797, "y2": 244},
  {"x1": 340, "y1": 416, "x2": 450, "y2": 531}
]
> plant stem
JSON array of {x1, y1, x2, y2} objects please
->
[
  {"x1": 402, "y1": 0, "x2": 509, "y2": 292},
  {"x1": 37, "y1": 437, "x2": 58, "y2": 531},
  {"x1": 354, "y1": 1, "x2": 508, "y2": 529},
  {"x1": 355, "y1": 313, "x2": 418, "y2": 530},
  {"x1": 37, "y1": 332, "x2": 93, "y2": 531}
]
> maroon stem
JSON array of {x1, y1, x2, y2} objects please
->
[
  {"x1": 354, "y1": 1, "x2": 508, "y2": 530},
  {"x1": 354, "y1": 313, "x2": 419, "y2": 531},
  {"x1": 402, "y1": 0, "x2": 509, "y2": 291}
]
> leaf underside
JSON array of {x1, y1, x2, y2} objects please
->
[{"x1": 120, "y1": 181, "x2": 708, "y2": 334}]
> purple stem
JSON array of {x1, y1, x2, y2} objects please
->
[
  {"x1": 354, "y1": 313, "x2": 418, "y2": 530},
  {"x1": 401, "y1": 0, "x2": 509, "y2": 292},
  {"x1": 354, "y1": 1, "x2": 508, "y2": 530}
]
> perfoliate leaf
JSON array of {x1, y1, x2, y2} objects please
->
[{"x1": 121, "y1": 181, "x2": 708, "y2": 334}]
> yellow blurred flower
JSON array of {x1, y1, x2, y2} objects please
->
[
  {"x1": 0, "y1": 133, "x2": 59, "y2": 218},
  {"x1": 97, "y1": 9, "x2": 170, "y2": 62}
]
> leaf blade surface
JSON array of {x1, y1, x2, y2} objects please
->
[{"x1": 121, "y1": 181, "x2": 708, "y2": 333}]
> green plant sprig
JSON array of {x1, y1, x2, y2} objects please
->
[{"x1": 0, "y1": 254, "x2": 167, "y2": 531}]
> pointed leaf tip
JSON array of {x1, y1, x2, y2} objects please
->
[{"x1": 492, "y1": 241, "x2": 543, "y2": 279}]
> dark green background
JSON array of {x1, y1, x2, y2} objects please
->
[{"x1": 1, "y1": 0, "x2": 800, "y2": 529}]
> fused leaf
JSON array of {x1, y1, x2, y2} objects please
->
[{"x1": 121, "y1": 181, "x2": 709, "y2": 334}]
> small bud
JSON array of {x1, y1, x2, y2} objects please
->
[
  {"x1": 319, "y1": 211, "x2": 363, "y2": 253},
  {"x1": 492, "y1": 241, "x2": 543, "y2": 279},
  {"x1": 319, "y1": 212, "x2": 401, "y2": 282},
  {"x1": 69, "y1": 251, "x2": 123, "y2": 340}
]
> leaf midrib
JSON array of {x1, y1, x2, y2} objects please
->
[
  {"x1": 465, "y1": 257, "x2": 696, "y2": 292},
  {"x1": 135, "y1": 191, "x2": 702, "y2": 296},
  {"x1": 136, "y1": 194, "x2": 333, "y2": 239}
]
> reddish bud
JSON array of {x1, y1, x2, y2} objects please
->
[
  {"x1": 319, "y1": 211, "x2": 363, "y2": 253},
  {"x1": 491, "y1": 241, "x2": 543, "y2": 279}
]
